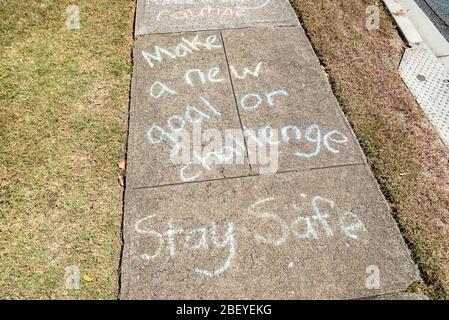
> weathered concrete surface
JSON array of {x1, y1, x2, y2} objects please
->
[
  {"x1": 126, "y1": 31, "x2": 251, "y2": 188},
  {"x1": 400, "y1": 0, "x2": 449, "y2": 57},
  {"x1": 415, "y1": 0, "x2": 449, "y2": 41},
  {"x1": 121, "y1": 165, "x2": 418, "y2": 299},
  {"x1": 135, "y1": 0, "x2": 299, "y2": 36},
  {"x1": 222, "y1": 27, "x2": 365, "y2": 174},
  {"x1": 122, "y1": 0, "x2": 420, "y2": 300},
  {"x1": 367, "y1": 292, "x2": 429, "y2": 300},
  {"x1": 127, "y1": 27, "x2": 366, "y2": 188}
]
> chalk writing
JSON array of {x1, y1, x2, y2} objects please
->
[
  {"x1": 147, "y1": 96, "x2": 221, "y2": 146},
  {"x1": 134, "y1": 194, "x2": 367, "y2": 277},
  {"x1": 152, "y1": 0, "x2": 272, "y2": 21},
  {"x1": 230, "y1": 62, "x2": 262, "y2": 80},
  {"x1": 176, "y1": 123, "x2": 349, "y2": 182},
  {"x1": 249, "y1": 196, "x2": 367, "y2": 243},
  {"x1": 149, "y1": 81, "x2": 177, "y2": 99},
  {"x1": 244, "y1": 123, "x2": 348, "y2": 157},
  {"x1": 235, "y1": 0, "x2": 271, "y2": 11},
  {"x1": 239, "y1": 89, "x2": 289, "y2": 110},
  {"x1": 184, "y1": 65, "x2": 224, "y2": 87},
  {"x1": 248, "y1": 198, "x2": 288, "y2": 245},
  {"x1": 179, "y1": 143, "x2": 246, "y2": 182},
  {"x1": 135, "y1": 216, "x2": 236, "y2": 277},
  {"x1": 156, "y1": 6, "x2": 247, "y2": 21},
  {"x1": 141, "y1": 35, "x2": 351, "y2": 186},
  {"x1": 141, "y1": 34, "x2": 221, "y2": 68}
]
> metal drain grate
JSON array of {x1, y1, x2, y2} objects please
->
[{"x1": 400, "y1": 43, "x2": 449, "y2": 147}]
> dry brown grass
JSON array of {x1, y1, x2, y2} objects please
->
[{"x1": 291, "y1": 0, "x2": 449, "y2": 299}]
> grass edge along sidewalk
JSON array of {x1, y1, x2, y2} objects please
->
[
  {"x1": 291, "y1": 0, "x2": 449, "y2": 299},
  {"x1": 0, "y1": 0, "x2": 134, "y2": 299}
]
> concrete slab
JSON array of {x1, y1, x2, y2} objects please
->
[
  {"x1": 415, "y1": 0, "x2": 449, "y2": 42},
  {"x1": 135, "y1": 0, "x2": 299, "y2": 36},
  {"x1": 127, "y1": 27, "x2": 365, "y2": 188},
  {"x1": 400, "y1": 0, "x2": 449, "y2": 57},
  {"x1": 120, "y1": 165, "x2": 418, "y2": 299},
  {"x1": 367, "y1": 292, "x2": 429, "y2": 300},
  {"x1": 127, "y1": 31, "x2": 251, "y2": 188},
  {"x1": 221, "y1": 27, "x2": 365, "y2": 174},
  {"x1": 384, "y1": 0, "x2": 423, "y2": 45}
]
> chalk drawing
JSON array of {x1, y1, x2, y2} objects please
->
[
  {"x1": 240, "y1": 93, "x2": 262, "y2": 111},
  {"x1": 180, "y1": 163, "x2": 202, "y2": 182},
  {"x1": 239, "y1": 89, "x2": 289, "y2": 110},
  {"x1": 281, "y1": 125, "x2": 301, "y2": 144},
  {"x1": 199, "y1": 96, "x2": 221, "y2": 116},
  {"x1": 242, "y1": 126, "x2": 265, "y2": 148},
  {"x1": 248, "y1": 196, "x2": 367, "y2": 245},
  {"x1": 185, "y1": 106, "x2": 211, "y2": 123},
  {"x1": 135, "y1": 215, "x2": 164, "y2": 261},
  {"x1": 175, "y1": 123, "x2": 349, "y2": 182},
  {"x1": 164, "y1": 220, "x2": 184, "y2": 257},
  {"x1": 134, "y1": 195, "x2": 367, "y2": 277},
  {"x1": 134, "y1": 218, "x2": 235, "y2": 277},
  {"x1": 311, "y1": 196, "x2": 334, "y2": 237},
  {"x1": 195, "y1": 223, "x2": 236, "y2": 277},
  {"x1": 291, "y1": 216, "x2": 317, "y2": 240},
  {"x1": 151, "y1": 0, "x2": 272, "y2": 21},
  {"x1": 147, "y1": 96, "x2": 220, "y2": 146},
  {"x1": 247, "y1": 197, "x2": 288, "y2": 246},
  {"x1": 142, "y1": 47, "x2": 176, "y2": 68},
  {"x1": 230, "y1": 62, "x2": 262, "y2": 80},
  {"x1": 339, "y1": 211, "x2": 367, "y2": 240},
  {"x1": 156, "y1": 6, "x2": 247, "y2": 21},
  {"x1": 141, "y1": 34, "x2": 221, "y2": 68},
  {"x1": 179, "y1": 144, "x2": 244, "y2": 182},
  {"x1": 323, "y1": 130, "x2": 349, "y2": 154},
  {"x1": 167, "y1": 114, "x2": 186, "y2": 132},
  {"x1": 149, "y1": 81, "x2": 177, "y2": 99},
  {"x1": 259, "y1": 125, "x2": 280, "y2": 145},
  {"x1": 184, "y1": 66, "x2": 224, "y2": 87},
  {"x1": 184, "y1": 228, "x2": 209, "y2": 250},
  {"x1": 147, "y1": 124, "x2": 179, "y2": 146},
  {"x1": 266, "y1": 89, "x2": 289, "y2": 107},
  {"x1": 235, "y1": 0, "x2": 271, "y2": 11},
  {"x1": 294, "y1": 124, "x2": 321, "y2": 158}
]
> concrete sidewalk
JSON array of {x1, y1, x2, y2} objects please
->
[{"x1": 120, "y1": 0, "x2": 419, "y2": 299}]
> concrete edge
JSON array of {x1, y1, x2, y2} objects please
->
[
  {"x1": 119, "y1": 40, "x2": 142, "y2": 300},
  {"x1": 383, "y1": 0, "x2": 449, "y2": 62},
  {"x1": 399, "y1": 0, "x2": 449, "y2": 57},
  {"x1": 133, "y1": 0, "x2": 300, "y2": 38},
  {"x1": 360, "y1": 291, "x2": 429, "y2": 300},
  {"x1": 383, "y1": 0, "x2": 423, "y2": 45}
]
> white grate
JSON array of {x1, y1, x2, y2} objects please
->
[{"x1": 399, "y1": 43, "x2": 449, "y2": 148}]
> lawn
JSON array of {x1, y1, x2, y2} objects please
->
[
  {"x1": 291, "y1": 0, "x2": 449, "y2": 299},
  {"x1": 0, "y1": 0, "x2": 134, "y2": 299}
]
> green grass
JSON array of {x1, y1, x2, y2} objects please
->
[{"x1": 0, "y1": 0, "x2": 133, "y2": 299}]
